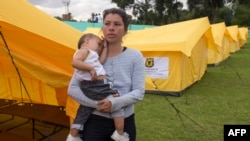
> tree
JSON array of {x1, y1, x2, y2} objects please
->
[
  {"x1": 232, "y1": 4, "x2": 250, "y2": 27},
  {"x1": 237, "y1": 0, "x2": 250, "y2": 6},
  {"x1": 132, "y1": 0, "x2": 153, "y2": 24},
  {"x1": 214, "y1": 7, "x2": 233, "y2": 26},
  {"x1": 173, "y1": 0, "x2": 184, "y2": 21},
  {"x1": 111, "y1": 0, "x2": 134, "y2": 10},
  {"x1": 207, "y1": 0, "x2": 224, "y2": 23},
  {"x1": 154, "y1": 0, "x2": 184, "y2": 24},
  {"x1": 111, "y1": 0, "x2": 250, "y2": 27},
  {"x1": 187, "y1": 0, "x2": 224, "y2": 23},
  {"x1": 154, "y1": 0, "x2": 167, "y2": 24}
]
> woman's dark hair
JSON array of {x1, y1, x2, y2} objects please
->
[
  {"x1": 77, "y1": 33, "x2": 98, "y2": 49},
  {"x1": 102, "y1": 8, "x2": 130, "y2": 32}
]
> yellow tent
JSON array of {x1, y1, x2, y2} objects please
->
[
  {"x1": 123, "y1": 17, "x2": 216, "y2": 96},
  {"x1": 207, "y1": 22, "x2": 230, "y2": 66},
  {"x1": 238, "y1": 27, "x2": 248, "y2": 47},
  {"x1": 83, "y1": 27, "x2": 103, "y2": 35},
  {"x1": 225, "y1": 25, "x2": 240, "y2": 53},
  {"x1": 0, "y1": 0, "x2": 82, "y2": 106}
]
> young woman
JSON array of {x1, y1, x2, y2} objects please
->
[
  {"x1": 66, "y1": 33, "x2": 128, "y2": 141},
  {"x1": 67, "y1": 8, "x2": 145, "y2": 141}
]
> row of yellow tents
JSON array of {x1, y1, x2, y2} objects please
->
[
  {"x1": 84, "y1": 18, "x2": 248, "y2": 96},
  {"x1": 0, "y1": 0, "x2": 248, "y2": 122}
]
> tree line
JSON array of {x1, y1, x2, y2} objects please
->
[
  {"x1": 56, "y1": 0, "x2": 250, "y2": 27},
  {"x1": 112, "y1": 0, "x2": 250, "y2": 27}
]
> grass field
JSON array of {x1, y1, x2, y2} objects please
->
[{"x1": 135, "y1": 39, "x2": 250, "y2": 141}]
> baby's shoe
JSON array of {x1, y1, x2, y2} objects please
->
[
  {"x1": 66, "y1": 134, "x2": 83, "y2": 141},
  {"x1": 111, "y1": 130, "x2": 129, "y2": 141}
]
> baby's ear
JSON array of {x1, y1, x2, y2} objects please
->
[{"x1": 85, "y1": 38, "x2": 90, "y2": 43}]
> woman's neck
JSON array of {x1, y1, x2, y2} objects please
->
[{"x1": 107, "y1": 42, "x2": 124, "y2": 57}]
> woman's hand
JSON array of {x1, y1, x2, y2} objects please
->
[{"x1": 97, "y1": 98, "x2": 112, "y2": 113}]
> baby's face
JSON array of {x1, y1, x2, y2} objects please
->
[{"x1": 88, "y1": 37, "x2": 103, "y2": 54}]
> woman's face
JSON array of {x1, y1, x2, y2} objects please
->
[{"x1": 102, "y1": 13, "x2": 126, "y2": 44}]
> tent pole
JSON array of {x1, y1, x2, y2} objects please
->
[{"x1": 0, "y1": 31, "x2": 32, "y2": 104}]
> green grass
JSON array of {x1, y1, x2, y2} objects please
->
[{"x1": 135, "y1": 39, "x2": 250, "y2": 141}]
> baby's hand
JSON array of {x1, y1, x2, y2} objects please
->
[
  {"x1": 90, "y1": 69, "x2": 97, "y2": 81},
  {"x1": 102, "y1": 37, "x2": 108, "y2": 48},
  {"x1": 112, "y1": 93, "x2": 119, "y2": 97}
]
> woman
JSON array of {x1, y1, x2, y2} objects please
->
[{"x1": 67, "y1": 8, "x2": 145, "y2": 141}]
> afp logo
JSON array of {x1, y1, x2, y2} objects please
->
[
  {"x1": 224, "y1": 124, "x2": 250, "y2": 141},
  {"x1": 145, "y1": 58, "x2": 154, "y2": 68}
]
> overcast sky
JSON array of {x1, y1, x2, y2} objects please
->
[{"x1": 28, "y1": 0, "x2": 187, "y2": 21}]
